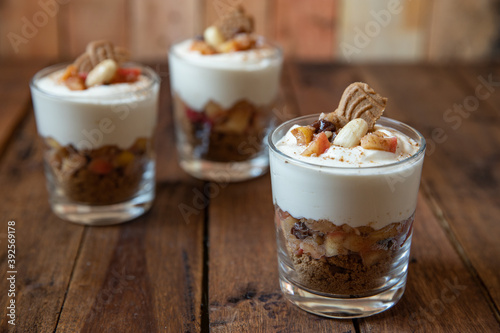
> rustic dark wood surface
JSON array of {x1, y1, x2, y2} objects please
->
[{"x1": 0, "y1": 60, "x2": 499, "y2": 333}]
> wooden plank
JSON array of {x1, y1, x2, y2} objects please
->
[
  {"x1": 358, "y1": 64, "x2": 500, "y2": 313},
  {"x1": 0, "y1": 61, "x2": 46, "y2": 156},
  {"x1": 274, "y1": 0, "x2": 337, "y2": 61},
  {"x1": 337, "y1": 0, "x2": 431, "y2": 63},
  {"x1": 208, "y1": 176, "x2": 356, "y2": 332},
  {"x1": 427, "y1": 0, "x2": 498, "y2": 62},
  {"x1": 359, "y1": 193, "x2": 500, "y2": 332},
  {"x1": 0, "y1": 114, "x2": 85, "y2": 331},
  {"x1": 288, "y1": 62, "x2": 367, "y2": 115},
  {"x1": 287, "y1": 62, "x2": 500, "y2": 330},
  {"x1": 55, "y1": 181, "x2": 205, "y2": 332},
  {"x1": 63, "y1": 0, "x2": 129, "y2": 58},
  {"x1": 129, "y1": 0, "x2": 202, "y2": 61},
  {"x1": 0, "y1": 0, "x2": 59, "y2": 59}
]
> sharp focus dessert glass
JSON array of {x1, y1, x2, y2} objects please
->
[
  {"x1": 168, "y1": 6, "x2": 283, "y2": 182},
  {"x1": 269, "y1": 83, "x2": 426, "y2": 318},
  {"x1": 30, "y1": 41, "x2": 160, "y2": 225}
]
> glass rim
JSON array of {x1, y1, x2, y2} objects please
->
[
  {"x1": 30, "y1": 62, "x2": 160, "y2": 101},
  {"x1": 268, "y1": 114, "x2": 426, "y2": 171}
]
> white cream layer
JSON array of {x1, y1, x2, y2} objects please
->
[
  {"x1": 31, "y1": 69, "x2": 159, "y2": 150},
  {"x1": 270, "y1": 124, "x2": 424, "y2": 230},
  {"x1": 168, "y1": 39, "x2": 282, "y2": 110}
]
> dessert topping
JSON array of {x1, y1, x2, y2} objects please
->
[
  {"x1": 216, "y1": 5, "x2": 254, "y2": 40},
  {"x1": 191, "y1": 6, "x2": 259, "y2": 55},
  {"x1": 333, "y1": 118, "x2": 368, "y2": 148},
  {"x1": 61, "y1": 40, "x2": 140, "y2": 91},
  {"x1": 291, "y1": 82, "x2": 398, "y2": 155},
  {"x1": 360, "y1": 131, "x2": 397, "y2": 153},
  {"x1": 203, "y1": 25, "x2": 226, "y2": 48},
  {"x1": 322, "y1": 82, "x2": 387, "y2": 130},
  {"x1": 85, "y1": 59, "x2": 118, "y2": 87},
  {"x1": 74, "y1": 40, "x2": 129, "y2": 73}
]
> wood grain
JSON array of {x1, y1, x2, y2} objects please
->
[
  {"x1": 337, "y1": 0, "x2": 431, "y2": 63},
  {"x1": 427, "y1": 0, "x2": 498, "y2": 62},
  {"x1": 0, "y1": 59, "x2": 499, "y2": 331},
  {"x1": 1, "y1": 0, "x2": 500, "y2": 61},
  {"x1": 64, "y1": 0, "x2": 129, "y2": 58},
  {"x1": 0, "y1": 61, "x2": 46, "y2": 157},
  {"x1": 359, "y1": 193, "x2": 500, "y2": 332},
  {"x1": 0, "y1": 115, "x2": 85, "y2": 332},
  {"x1": 55, "y1": 181, "x2": 205, "y2": 332},
  {"x1": 0, "y1": 0, "x2": 59, "y2": 59},
  {"x1": 130, "y1": 0, "x2": 202, "y2": 60},
  {"x1": 274, "y1": 0, "x2": 337, "y2": 61}
]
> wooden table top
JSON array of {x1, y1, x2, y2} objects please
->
[{"x1": 0, "y1": 60, "x2": 499, "y2": 332}]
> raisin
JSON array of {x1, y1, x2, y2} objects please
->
[
  {"x1": 311, "y1": 119, "x2": 336, "y2": 134},
  {"x1": 291, "y1": 222, "x2": 312, "y2": 239}
]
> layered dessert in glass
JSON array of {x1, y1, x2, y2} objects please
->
[
  {"x1": 169, "y1": 6, "x2": 283, "y2": 181},
  {"x1": 31, "y1": 40, "x2": 160, "y2": 225},
  {"x1": 269, "y1": 82, "x2": 426, "y2": 318}
]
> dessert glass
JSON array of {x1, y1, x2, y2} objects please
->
[
  {"x1": 168, "y1": 41, "x2": 283, "y2": 182},
  {"x1": 30, "y1": 63, "x2": 160, "y2": 225},
  {"x1": 269, "y1": 114, "x2": 426, "y2": 318}
]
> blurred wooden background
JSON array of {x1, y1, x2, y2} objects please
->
[{"x1": 0, "y1": 0, "x2": 499, "y2": 62}]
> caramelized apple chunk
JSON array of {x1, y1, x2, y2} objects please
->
[
  {"x1": 360, "y1": 131, "x2": 397, "y2": 153},
  {"x1": 291, "y1": 126, "x2": 315, "y2": 145}
]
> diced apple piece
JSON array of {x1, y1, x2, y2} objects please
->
[
  {"x1": 360, "y1": 249, "x2": 385, "y2": 267},
  {"x1": 368, "y1": 223, "x2": 400, "y2": 242},
  {"x1": 64, "y1": 76, "x2": 85, "y2": 91},
  {"x1": 190, "y1": 40, "x2": 216, "y2": 55},
  {"x1": 343, "y1": 233, "x2": 368, "y2": 253},
  {"x1": 217, "y1": 40, "x2": 239, "y2": 53},
  {"x1": 205, "y1": 101, "x2": 224, "y2": 120},
  {"x1": 301, "y1": 132, "x2": 330, "y2": 156},
  {"x1": 130, "y1": 138, "x2": 149, "y2": 153},
  {"x1": 291, "y1": 126, "x2": 314, "y2": 145},
  {"x1": 233, "y1": 33, "x2": 254, "y2": 51},
  {"x1": 215, "y1": 108, "x2": 252, "y2": 133},
  {"x1": 60, "y1": 65, "x2": 78, "y2": 81},
  {"x1": 114, "y1": 151, "x2": 135, "y2": 167},
  {"x1": 360, "y1": 132, "x2": 397, "y2": 153},
  {"x1": 45, "y1": 137, "x2": 61, "y2": 149},
  {"x1": 88, "y1": 158, "x2": 113, "y2": 175},
  {"x1": 324, "y1": 231, "x2": 345, "y2": 257},
  {"x1": 300, "y1": 239, "x2": 325, "y2": 259},
  {"x1": 281, "y1": 216, "x2": 299, "y2": 235},
  {"x1": 58, "y1": 154, "x2": 86, "y2": 180}
]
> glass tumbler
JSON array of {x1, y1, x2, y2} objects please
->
[
  {"x1": 168, "y1": 41, "x2": 283, "y2": 182},
  {"x1": 269, "y1": 114, "x2": 426, "y2": 318},
  {"x1": 30, "y1": 63, "x2": 160, "y2": 225}
]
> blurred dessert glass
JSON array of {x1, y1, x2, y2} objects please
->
[
  {"x1": 169, "y1": 7, "x2": 283, "y2": 182},
  {"x1": 30, "y1": 41, "x2": 160, "y2": 225}
]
